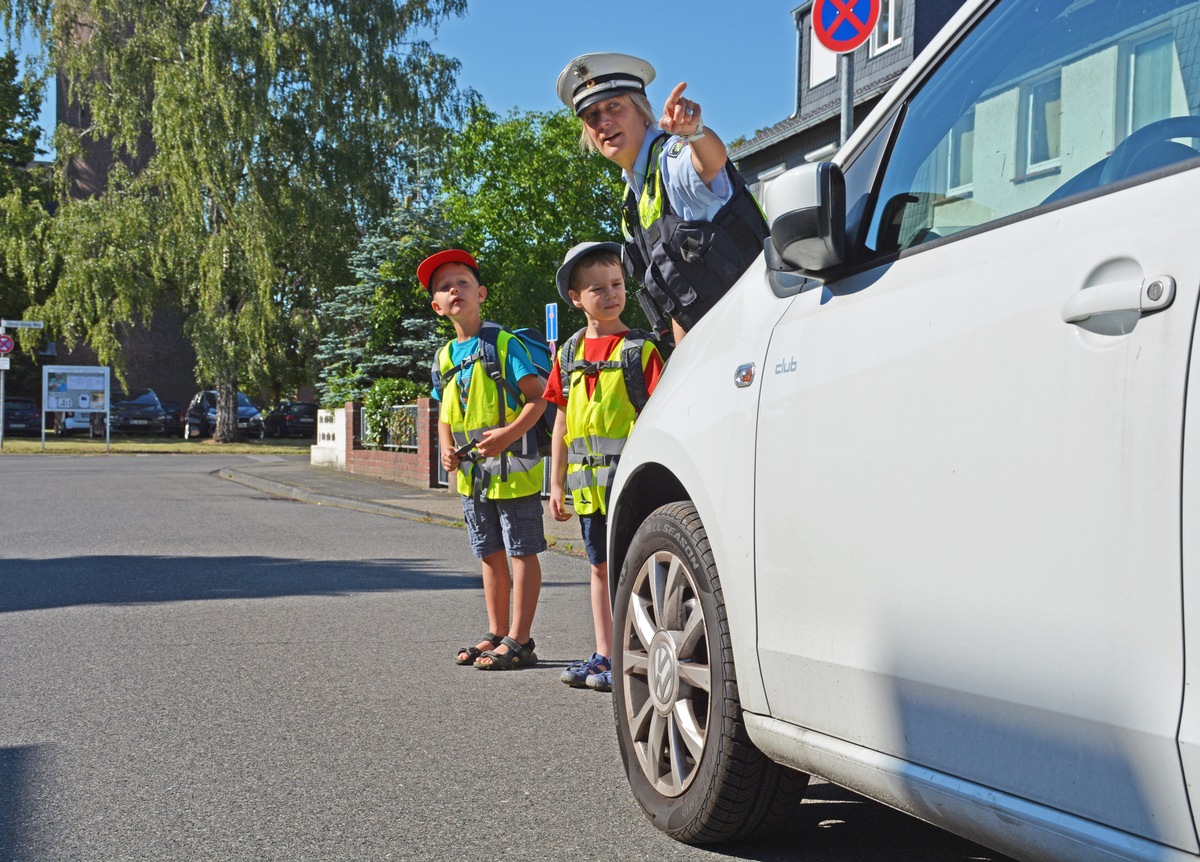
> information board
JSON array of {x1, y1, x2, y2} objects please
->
[{"x1": 43, "y1": 365, "x2": 110, "y2": 412}]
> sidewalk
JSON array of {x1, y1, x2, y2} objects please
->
[{"x1": 220, "y1": 455, "x2": 586, "y2": 554}]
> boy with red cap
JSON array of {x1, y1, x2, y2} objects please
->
[{"x1": 417, "y1": 248, "x2": 546, "y2": 670}]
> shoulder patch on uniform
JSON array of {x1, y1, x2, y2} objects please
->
[{"x1": 667, "y1": 139, "x2": 687, "y2": 158}]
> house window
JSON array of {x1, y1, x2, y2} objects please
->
[
  {"x1": 871, "y1": 0, "x2": 902, "y2": 55},
  {"x1": 948, "y1": 110, "x2": 975, "y2": 194},
  {"x1": 1127, "y1": 33, "x2": 1174, "y2": 135},
  {"x1": 1022, "y1": 73, "x2": 1061, "y2": 174},
  {"x1": 810, "y1": 25, "x2": 836, "y2": 87}
]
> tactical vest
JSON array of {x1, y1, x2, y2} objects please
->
[
  {"x1": 621, "y1": 132, "x2": 769, "y2": 332},
  {"x1": 436, "y1": 324, "x2": 544, "y2": 500},
  {"x1": 559, "y1": 331, "x2": 656, "y2": 516}
]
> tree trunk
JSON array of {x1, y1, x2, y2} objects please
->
[{"x1": 215, "y1": 379, "x2": 238, "y2": 443}]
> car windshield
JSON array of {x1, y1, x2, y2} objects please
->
[{"x1": 236, "y1": 393, "x2": 253, "y2": 407}]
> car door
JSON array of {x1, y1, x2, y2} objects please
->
[{"x1": 754, "y1": 0, "x2": 1200, "y2": 849}]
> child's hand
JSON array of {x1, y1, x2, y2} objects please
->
[
  {"x1": 441, "y1": 448, "x2": 461, "y2": 471},
  {"x1": 475, "y1": 427, "x2": 510, "y2": 458},
  {"x1": 549, "y1": 487, "x2": 572, "y2": 522},
  {"x1": 660, "y1": 81, "x2": 703, "y2": 138}
]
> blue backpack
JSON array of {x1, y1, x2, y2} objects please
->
[{"x1": 431, "y1": 322, "x2": 556, "y2": 456}]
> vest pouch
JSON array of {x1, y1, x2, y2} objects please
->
[{"x1": 649, "y1": 213, "x2": 745, "y2": 331}]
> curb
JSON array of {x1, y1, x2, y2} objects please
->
[{"x1": 217, "y1": 468, "x2": 463, "y2": 527}]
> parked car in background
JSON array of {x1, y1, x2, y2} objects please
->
[
  {"x1": 603, "y1": 0, "x2": 1200, "y2": 860},
  {"x1": 183, "y1": 390, "x2": 264, "y2": 439},
  {"x1": 54, "y1": 411, "x2": 95, "y2": 436},
  {"x1": 263, "y1": 401, "x2": 318, "y2": 438},
  {"x1": 2, "y1": 397, "x2": 40, "y2": 435},
  {"x1": 101, "y1": 389, "x2": 168, "y2": 435},
  {"x1": 160, "y1": 400, "x2": 184, "y2": 438}
]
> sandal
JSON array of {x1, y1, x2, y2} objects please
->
[
  {"x1": 474, "y1": 636, "x2": 537, "y2": 670},
  {"x1": 455, "y1": 632, "x2": 502, "y2": 666}
]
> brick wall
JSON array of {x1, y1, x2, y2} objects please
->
[{"x1": 342, "y1": 398, "x2": 442, "y2": 489}]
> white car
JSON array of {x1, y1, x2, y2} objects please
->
[{"x1": 606, "y1": 0, "x2": 1200, "y2": 860}]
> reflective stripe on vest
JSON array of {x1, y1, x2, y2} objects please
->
[{"x1": 438, "y1": 330, "x2": 543, "y2": 500}]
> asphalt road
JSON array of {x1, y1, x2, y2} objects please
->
[{"x1": 0, "y1": 455, "x2": 1010, "y2": 862}]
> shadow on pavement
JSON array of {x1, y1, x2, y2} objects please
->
[
  {"x1": 711, "y1": 781, "x2": 1010, "y2": 862},
  {"x1": 0, "y1": 554, "x2": 490, "y2": 614},
  {"x1": 0, "y1": 745, "x2": 51, "y2": 862}
]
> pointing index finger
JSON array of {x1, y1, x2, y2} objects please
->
[{"x1": 664, "y1": 81, "x2": 688, "y2": 112}]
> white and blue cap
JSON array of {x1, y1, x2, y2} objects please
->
[
  {"x1": 557, "y1": 52, "x2": 656, "y2": 116},
  {"x1": 556, "y1": 241, "x2": 624, "y2": 303}
]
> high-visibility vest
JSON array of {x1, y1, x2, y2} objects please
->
[
  {"x1": 437, "y1": 326, "x2": 544, "y2": 500},
  {"x1": 560, "y1": 333, "x2": 656, "y2": 516}
]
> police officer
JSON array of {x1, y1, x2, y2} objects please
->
[{"x1": 556, "y1": 52, "x2": 767, "y2": 345}]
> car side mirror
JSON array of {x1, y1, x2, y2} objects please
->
[{"x1": 762, "y1": 161, "x2": 846, "y2": 277}]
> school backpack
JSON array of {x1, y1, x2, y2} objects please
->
[
  {"x1": 557, "y1": 327, "x2": 653, "y2": 413},
  {"x1": 431, "y1": 322, "x2": 557, "y2": 456}
]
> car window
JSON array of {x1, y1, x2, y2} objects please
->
[
  {"x1": 123, "y1": 390, "x2": 158, "y2": 406},
  {"x1": 236, "y1": 392, "x2": 253, "y2": 407},
  {"x1": 865, "y1": 0, "x2": 1200, "y2": 256}
]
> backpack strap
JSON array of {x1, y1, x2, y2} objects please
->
[
  {"x1": 559, "y1": 327, "x2": 651, "y2": 413},
  {"x1": 558, "y1": 328, "x2": 587, "y2": 402},
  {"x1": 621, "y1": 329, "x2": 651, "y2": 413}
]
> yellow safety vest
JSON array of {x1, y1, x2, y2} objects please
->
[
  {"x1": 561, "y1": 334, "x2": 656, "y2": 516},
  {"x1": 438, "y1": 326, "x2": 544, "y2": 500}
]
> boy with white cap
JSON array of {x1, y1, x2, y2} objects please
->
[
  {"x1": 556, "y1": 52, "x2": 768, "y2": 345},
  {"x1": 543, "y1": 241, "x2": 664, "y2": 691}
]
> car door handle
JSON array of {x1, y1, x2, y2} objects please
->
[{"x1": 1061, "y1": 276, "x2": 1175, "y2": 324}]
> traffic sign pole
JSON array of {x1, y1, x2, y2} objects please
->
[{"x1": 812, "y1": 0, "x2": 880, "y2": 146}]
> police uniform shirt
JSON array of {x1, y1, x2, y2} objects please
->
[{"x1": 621, "y1": 128, "x2": 733, "y2": 223}]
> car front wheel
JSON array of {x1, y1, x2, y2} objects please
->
[{"x1": 613, "y1": 501, "x2": 809, "y2": 844}]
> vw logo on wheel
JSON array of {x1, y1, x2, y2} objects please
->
[{"x1": 648, "y1": 631, "x2": 679, "y2": 712}]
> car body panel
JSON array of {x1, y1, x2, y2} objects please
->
[
  {"x1": 609, "y1": 264, "x2": 797, "y2": 714},
  {"x1": 753, "y1": 171, "x2": 1199, "y2": 848}
]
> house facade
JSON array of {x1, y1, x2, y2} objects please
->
[{"x1": 732, "y1": 0, "x2": 968, "y2": 199}]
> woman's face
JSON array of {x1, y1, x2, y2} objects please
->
[{"x1": 581, "y1": 96, "x2": 648, "y2": 169}]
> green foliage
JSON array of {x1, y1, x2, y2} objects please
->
[
  {"x1": 361, "y1": 376, "x2": 426, "y2": 449},
  {"x1": 3, "y1": 0, "x2": 469, "y2": 438},
  {"x1": 439, "y1": 105, "x2": 623, "y2": 333},
  {"x1": 0, "y1": 45, "x2": 52, "y2": 345},
  {"x1": 314, "y1": 185, "x2": 453, "y2": 409}
]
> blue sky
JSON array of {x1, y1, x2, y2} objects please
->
[{"x1": 16, "y1": 1, "x2": 802, "y2": 152}]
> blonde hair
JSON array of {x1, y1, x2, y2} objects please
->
[{"x1": 578, "y1": 92, "x2": 657, "y2": 154}]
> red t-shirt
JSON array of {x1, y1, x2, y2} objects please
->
[{"x1": 542, "y1": 331, "x2": 664, "y2": 408}]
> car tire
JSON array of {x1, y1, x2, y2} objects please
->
[{"x1": 613, "y1": 501, "x2": 809, "y2": 844}]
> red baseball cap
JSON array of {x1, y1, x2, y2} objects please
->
[{"x1": 416, "y1": 249, "x2": 480, "y2": 292}]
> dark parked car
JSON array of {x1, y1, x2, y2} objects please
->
[
  {"x1": 3, "y1": 397, "x2": 41, "y2": 435},
  {"x1": 161, "y1": 400, "x2": 184, "y2": 438},
  {"x1": 101, "y1": 389, "x2": 169, "y2": 435},
  {"x1": 263, "y1": 401, "x2": 318, "y2": 438},
  {"x1": 183, "y1": 390, "x2": 264, "y2": 440}
]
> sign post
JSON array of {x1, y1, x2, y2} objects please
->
[{"x1": 812, "y1": 0, "x2": 881, "y2": 145}]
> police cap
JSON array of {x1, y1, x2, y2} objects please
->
[{"x1": 556, "y1": 52, "x2": 656, "y2": 116}]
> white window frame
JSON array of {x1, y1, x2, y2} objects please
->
[
  {"x1": 1022, "y1": 72, "x2": 1062, "y2": 175},
  {"x1": 947, "y1": 110, "x2": 975, "y2": 196},
  {"x1": 871, "y1": 0, "x2": 903, "y2": 56}
]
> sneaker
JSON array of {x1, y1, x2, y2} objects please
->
[
  {"x1": 585, "y1": 669, "x2": 613, "y2": 692},
  {"x1": 561, "y1": 653, "x2": 609, "y2": 688}
]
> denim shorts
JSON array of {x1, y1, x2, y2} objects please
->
[
  {"x1": 460, "y1": 493, "x2": 547, "y2": 559},
  {"x1": 579, "y1": 512, "x2": 608, "y2": 566}
]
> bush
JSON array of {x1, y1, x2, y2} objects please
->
[{"x1": 362, "y1": 377, "x2": 427, "y2": 448}]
